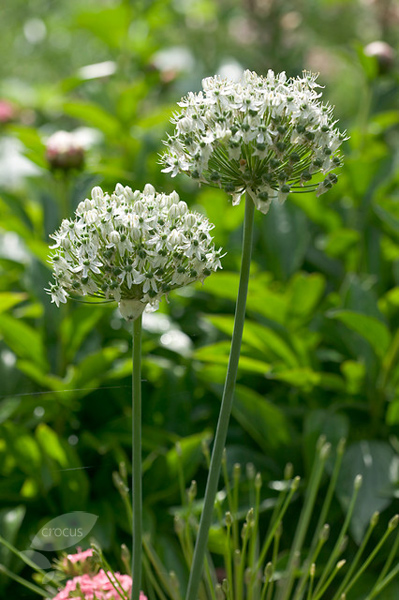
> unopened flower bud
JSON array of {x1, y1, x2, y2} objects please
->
[
  {"x1": 370, "y1": 512, "x2": 379, "y2": 527},
  {"x1": 143, "y1": 183, "x2": 156, "y2": 195},
  {"x1": 320, "y1": 524, "x2": 330, "y2": 542},
  {"x1": 364, "y1": 41, "x2": 395, "y2": 74},
  {"x1": 284, "y1": 463, "x2": 294, "y2": 480},
  {"x1": 233, "y1": 463, "x2": 241, "y2": 481},
  {"x1": 109, "y1": 231, "x2": 121, "y2": 245},
  {"x1": 174, "y1": 515, "x2": 184, "y2": 535},
  {"x1": 45, "y1": 130, "x2": 85, "y2": 171},
  {"x1": 225, "y1": 512, "x2": 233, "y2": 527},
  {"x1": 354, "y1": 474, "x2": 363, "y2": 491},
  {"x1": 264, "y1": 562, "x2": 273, "y2": 582},
  {"x1": 187, "y1": 480, "x2": 197, "y2": 502},
  {"x1": 246, "y1": 463, "x2": 255, "y2": 480},
  {"x1": 115, "y1": 183, "x2": 125, "y2": 196},
  {"x1": 215, "y1": 584, "x2": 224, "y2": 600},
  {"x1": 177, "y1": 201, "x2": 188, "y2": 215},
  {"x1": 291, "y1": 475, "x2": 301, "y2": 491},
  {"x1": 91, "y1": 186, "x2": 104, "y2": 202},
  {"x1": 185, "y1": 213, "x2": 197, "y2": 228},
  {"x1": 169, "y1": 191, "x2": 180, "y2": 204}
]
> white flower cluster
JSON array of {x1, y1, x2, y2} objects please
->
[
  {"x1": 161, "y1": 69, "x2": 347, "y2": 214},
  {"x1": 46, "y1": 184, "x2": 223, "y2": 320}
]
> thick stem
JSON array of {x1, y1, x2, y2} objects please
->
[
  {"x1": 185, "y1": 195, "x2": 255, "y2": 600},
  {"x1": 132, "y1": 314, "x2": 143, "y2": 600}
]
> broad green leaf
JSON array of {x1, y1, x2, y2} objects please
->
[
  {"x1": 0, "y1": 314, "x2": 48, "y2": 371},
  {"x1": 207, "y1": 315, "x2": 298, "y2": 367},
  {"x1": 144, "y1": 432, "x2": 211, "y2": 503},
  {"x1": 35, "y1": 424, "x2": 89, "y2": 510},
  {"x1": 290, "y1": 192, "x2": 341, "y2": 232},
  {"x1": 75, "y1": 5, "x2": 130, "y2": 49},
  {"x1": 60, "y1": 305, "x2": 108, "y2": 363},
  {"x1": 322, "y1": 228, "x2": 360, "y2": 259},
  {"x1": 267, "y1": 366, "x2": 321, "y2": 390},
  {"x1": 259, "y1": 200, "x2": 310, "y2": 280},
  {"x1": 0, "y1": 292, "x2": 26, "y2": 314},
  {"x1": 2, "y1": 424, "x2": 42, "y2": 477},
  {"x1": 0, "y1": 398, "x2": 21, "y2": 425},
  {"x1": 68, "y1": 346, "x2": 123, "y2": 389},
  {"x1": 195, "y1": 341, "x2": 270, "y2": 375},
  {"x1": 341, "y1": 360, "x2": 366, "y2": 394},
  {"x1": 336, "y1": 441, "x2": 397, "y2": 543},
  {"x1": 233, "y1": 385, "x2": 290, "y2": 451},
  {"x1": 374, "y1": 198, "x2": 399, "y2": 235},
  {"x1": 286, "y1": 272, "x2": 326, "y2": 325},
  {"x1": 35, "y1": 424, "x2": 68, "y2": 467},
  {"x1": 62, "y1": 101, "x2": 120, "y2": 137},
  {"x1": 328, "y1": 309, "x2": 391, "y2": 358},
  {"x1": 199, "y1": 272, "x2": 287, "y2": 323}
]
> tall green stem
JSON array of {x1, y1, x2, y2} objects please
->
[
  {"x1": 132, "y1": 314, "x2": 143, "y2": 600},
  {"x1": 185, "y1": 194, "x2": 255, "y2": 600}
]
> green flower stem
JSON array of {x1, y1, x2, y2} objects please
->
[
  {"x1": 132, "y1": 314, "x2": 143, "y2": 600},
  {"x1": 185, "y1": 194, "x2": 255, "y2": 600},
  {"x1": 0, "y1": 564, "x2": 49, "y2": 598}
]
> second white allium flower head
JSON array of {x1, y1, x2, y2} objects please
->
[
  {"x1": 161, "y1": 69, "x2": 348, "y2": 214},
  {"x1": 46, "y1": 184, "x2": 223, "y2": 320}
]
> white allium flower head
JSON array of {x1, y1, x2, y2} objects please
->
[
  {"x1": 46, "y1": 184, "x2": 223, "y2": 320},
  {"x1": 161, "y1": 69, "x2": 348, "y2": 214}
]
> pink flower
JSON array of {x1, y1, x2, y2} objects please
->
[
  {"x1": 0, "y1": 100, "x2": 15, "y2": 123},
  {"x1": 52, "y1": 569, "x2": 147, "y2": 600},
  {"x1": 66, "y1": 548, "x2": 94, "y2": 564}
]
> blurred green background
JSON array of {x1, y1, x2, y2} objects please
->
[{"x1": 0, "y1": 0, "x2": 399, "y2": 597}]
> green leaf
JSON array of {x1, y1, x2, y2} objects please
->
[
  {"x1": 336, "y1": 441, "x2": 397, "y2": 543},
  {"x1": 2, "y1": 424, "x2": 42, "y2": 477},
  {"x1": 0, "y1": 398, "x2": 21, "y2": 425},
  {"x1": 0, "y1": 292, "x2": 26, "y2": 314},
  {"x1": 62, "y1": 101, "x2": 120, "y2": 137},
  {"x1": 60, "y1": 304, "x2": 108, "y2": 363},
  {"x1": 286, "y1": 272, "x2": 326, "y2": 326},
  {"x1": 328, "y1": 309, "x2": 391, "y2": 358},
  {"x1": 233, "y1": 385, "x2": 290, "y2": 451},
  {"x1": 207, "y1": 315, "x2": 299, "y2": 367},
  {"x1": 35, "y1": 424, "x2": 68, "y2": 467},
  {"x1": 0, "y1": 314, "x2": 48, "y2": 371},
  {"x1": 195, "y1": 341, "x2": 270, "y2": 375},
  {"x1": 259, "y1": 200, "x2": 310, "y2": 280},
  {"x1": 267, "y1": 366, "x2": 321, "y2": 391},
  {"x1": 75, "y1": 5, "x2": 130, "y2": 49},
  {"x1": 144, "y1": 432, "x2": 211, "y2": 504},
  {"x1": 35, "y1": 424, "x2": 89, "y2": 510},
  {"x1": 200, "y1": 272, "x2": 287, "y2": 323},
  {"x1": 68, "y1": 346, "x2": 123, "y2": 389}
]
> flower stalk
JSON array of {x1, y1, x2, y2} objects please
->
[
  {"x1": 132, "y1": 314, "x2": 143, "y2": 600},
  {"x1": 185, "y1": 194, "x2": 255, "y2": 600}
]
